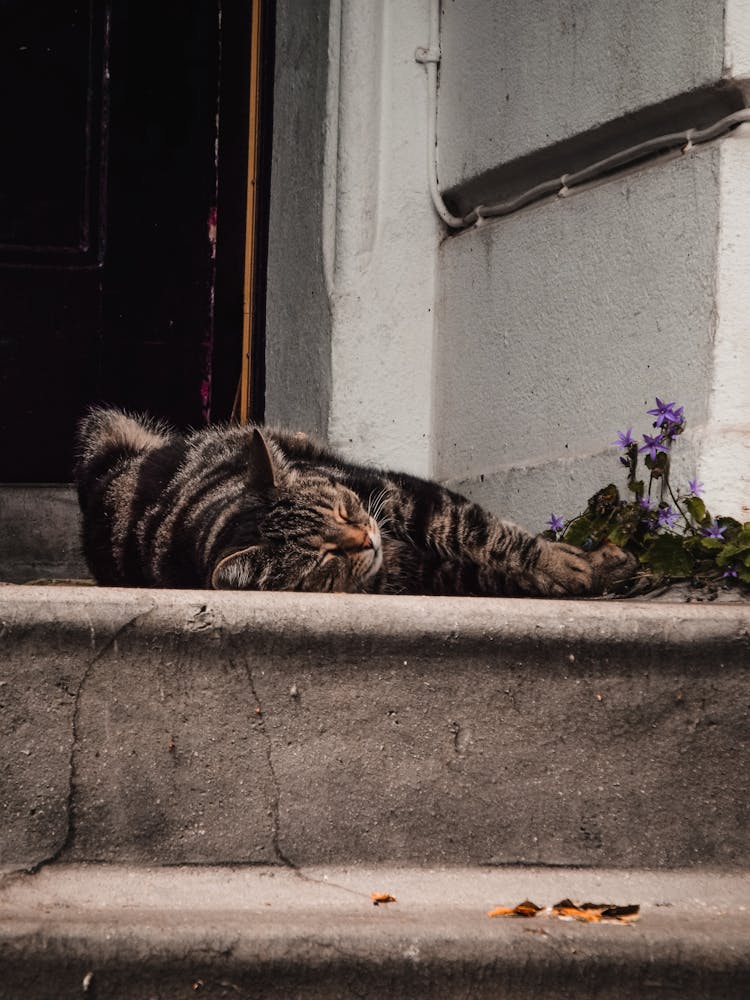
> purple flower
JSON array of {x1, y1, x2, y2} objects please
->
[
  {"x1": 546, "y1": 513, "x2": 565, "y2": 533},
  {"x1": 638, "y1": 496, "x2": 655, "y2": 512},
  {"x1": 639, "y1": 434, "x2": 669, "y2": 462},
  {"x1": 647, "y1": 397, "x2": 682, "y2": 426},
  {"x1": 723, "y1": 566, "x2": 739, "y2": 579},
  {"x1": 657, "y1": 506, "x2": 679, "y2": 529},
  {"x1": 612, "y1": 428, "x2": 635, "y2": 450},
  {"x1": 687, "y1": 478, "x2": 704, "y2": 497},
  {"x1": 702, "y1": 519, "x2": 725, "y2": 540}
]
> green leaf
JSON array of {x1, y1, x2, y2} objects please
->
[
  {"x1": 607, "y1": 525, "x2": 634, "y2": 548},
  {"x1": 641, "y1": 534, "x2": 694, "y2": 578},
  {"x1": 685, "y1": 496, "x2": 707, "y2": 524},
  {"x1": 627, "y1": 479, "x2": 645, "y2": 495},
  {"x1": 716, "y1": 543, "x2": 750, "y2": 566},
  {"x1": 563, "y1": 516, "x2": 595, "y2": 548},
  {"x1": 716, "y1": 544, "x2": 740, "y2": 567},
  {"x1": 683, "y1": 535, "x2": 705, "y2": 556},
  {"x1": 718, "y1": 517, "x2": 742, "y2": 541}
]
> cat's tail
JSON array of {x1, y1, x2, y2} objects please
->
[{"x1": 74, "y1": 407, "x2": 175, "y2": 507}]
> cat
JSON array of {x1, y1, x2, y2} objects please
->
[{"x1": 74, "y1": 407, "x2": 635, "y2": 597}]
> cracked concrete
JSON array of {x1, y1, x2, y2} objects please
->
[
  {"x1": 39, "y1": 605, "x2": 161, "y2": 872},
  {"x1": 64, "y1": 613, "x2": 278, "y2": 866},
  {"x1": 231, "y1": 642, "x2": 294, "y2": 868},
  {"x1": 0, "y1": 591, "x2": 159, "y2": 869},
  {"x1": 1, "y1": 586, "x2": 749, "y2": 870}
]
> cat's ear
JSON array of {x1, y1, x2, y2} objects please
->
[
  {"x1": 248, "y1": 428, "x2": 276, "y2": 489},
  {"x1": 211, "y1": 544, "x2": 265, "y2": 590}
]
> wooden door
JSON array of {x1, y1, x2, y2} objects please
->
[{"x1": 0, "y1": 0, "x2": 271, "y2": 482}]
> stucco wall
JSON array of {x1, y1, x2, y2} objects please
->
[
  {"x1": 325, "y1": 1, "x2": 440, "y2": 476},
  {"x1": 430, "y1": 0, "x2": 750, "y2": 527},
  {"x1": 266, "y1": 0, "x2": 749, "y2": 525},
  {"x1": 266, "y1": 0, "x2": 439, "y2": 476},
  {"x1": 435, "y1": 146, "x2": 719, "y2": 531},
  {"x1": 265, "y1": 0, "x2": 333, "y2": 437},
  {"x1": 437, "y1": 0, "x2": 730, "y2": 202}
]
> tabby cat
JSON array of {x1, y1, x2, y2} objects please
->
[{"x1": 75, "y1": 407, "x2": 635, "y2": 596}]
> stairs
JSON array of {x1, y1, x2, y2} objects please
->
[{"x1": 1, "y1": 585, "x2": 749, "y2": 996}]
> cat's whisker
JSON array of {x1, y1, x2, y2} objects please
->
[
  {"x1": 367, "y1": 488, "x2": 386, "y2": 516},
  {"x1": 369, "y1": 488, "x2": 392, "y2": 523},
  {"x1": 367, "y1": 488, "x2": 384, "y2": 516}
]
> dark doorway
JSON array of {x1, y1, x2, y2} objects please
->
[{"x1": 0, "y1": 0, "x2": 273, "y2": 482}]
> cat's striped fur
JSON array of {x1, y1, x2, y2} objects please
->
[{"x1": 75, "y1": 408, "x2": 635, "y2": 596}]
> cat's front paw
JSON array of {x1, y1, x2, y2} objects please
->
[
  {"x1": 585, "y1": 540, "x2": 638, "y2": 594},
  {"x1": 533, "y1": 539, "x2": 636, "y2": 597}
]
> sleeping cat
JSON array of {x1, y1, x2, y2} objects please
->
[{"x1": 74, "y1": 407, "x2": 635, "y2": 597}]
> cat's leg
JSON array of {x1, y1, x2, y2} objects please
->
[
  {"x1": 377, "y1": 477, "x2": 635, "y2": 597},
  {"x1": 451, "y1": 517, "x2": 634, "y2": 597},
  {"x1": 519, "y1": 536, "x2": 636, "y2": 597}
]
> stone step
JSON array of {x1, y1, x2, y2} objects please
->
[
  {"x1": 0, "y1": 863, "x2": 748, "y2": 999},
  {"x1": 1, "y1": 586, "x2": 748, "y2": 869},
  {"x1": 0, "y1": 486, "x2": 88, "y2": 583}
]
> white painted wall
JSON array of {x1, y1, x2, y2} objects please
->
[
  {"x1": 266, "y1": 0, "x2": 750, "y2": 526},
  {"x1": 700, "y1": 123, "x2": 750, "y2": 521},
  {"x1": 265, "y1": 1, "x2": 333, "y2": 436},
  {"x1": 430, "y1": 0, "x2": 750, "y2": 526},
  {"x1": 435, "y1": 145, "x2": 718, "y2": 531},
  {"x1": 324, "y1": 0, "x2": 440, "y2": 476},
  {"x1": 266, "y1": 0, "x2": 439, "y2": 477},
  {"x1": 437, "y1": 0, "x2": 727, "y2": 192}
]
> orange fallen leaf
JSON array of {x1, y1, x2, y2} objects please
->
[
  {"x1": 600, "y1": 904, "x2": 640, "y2": 923},
  {"x1": 487, "y1": 899, "x2": 542, "y2": 918},
  {"x1": 371, "y1": 892, "x2": 397, "y2": 906},
  {"x1": 553, "y1": 904, "x2": 601, "y2": 922},
  {"x1": 551, "y1": 899, "x2": 640, "y2": 923}
]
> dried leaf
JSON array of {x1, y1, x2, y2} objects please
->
[
  {"x1": 487, "y1": 899, "x2": 542, "y2": 918},
  {"x1": 600, "y1": 904, "x2": 640, "y2": 922},
  {"x1": 552, "y1": 904, "x2": 601, "y2": 922},
  {"x1": 371, "y1": 892, "x2": 396, "y2": 906},
  {"x1": 551, "y1": 899, "x2": 640, "y2": 923},
  {"x1": 489, "y1": 897, "x2": 640, "y2": 923}
]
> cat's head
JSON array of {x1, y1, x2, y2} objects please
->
[{"x1": 211, "y1": 429, "x2": 382, "y2": 592}]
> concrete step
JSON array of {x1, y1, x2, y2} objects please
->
[
  {"x1": 0, "y1": 487, "x2": 88, "y2": 583},
  {"x1": 1, "y1": 585, "x2": 748, "y2": 870},
  {"x1": 0, "y1": 863, "x2": 748, "y2": 998}
]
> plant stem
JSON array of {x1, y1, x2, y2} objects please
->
[{"x1": 666, "y1": 480, "x2": 697, "y2": 535}]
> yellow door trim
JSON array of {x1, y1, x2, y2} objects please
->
[{"x1": 239, "y1": 0, "x2": 264, "y2": 424}]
